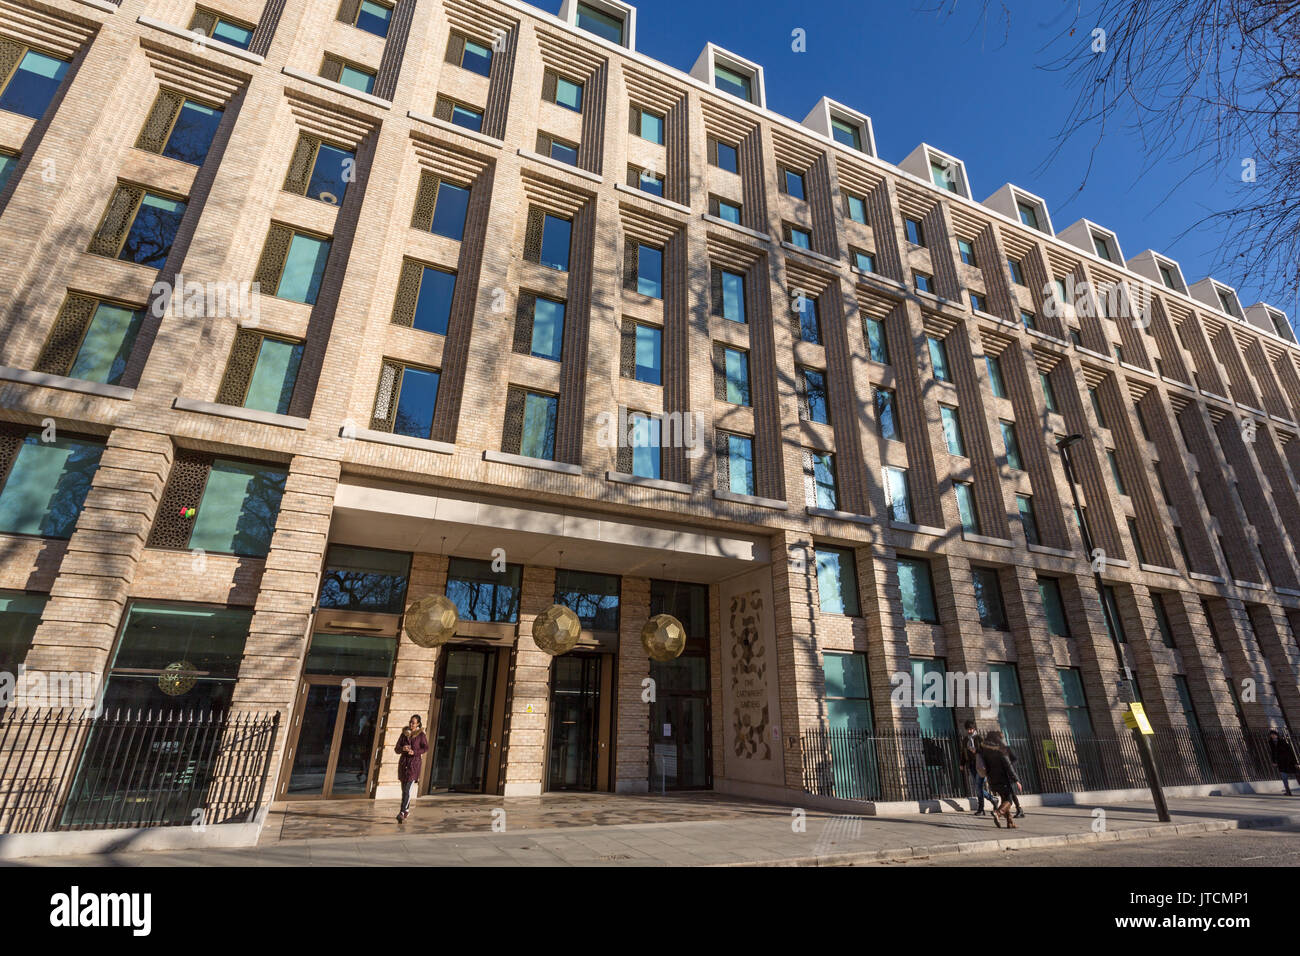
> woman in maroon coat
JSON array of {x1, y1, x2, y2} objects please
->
[{"x1": 395, "y1": 715, "x2": 428, "y2": 822}]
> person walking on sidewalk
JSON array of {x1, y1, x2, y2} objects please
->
[
  {"x1": 1267, "y1": 729, "x2": 1300, "y2": 795},
  {"x1": 396, "y1": 714, "x2": 428, "y2": 823},
  {"x1": 960, "y1": 720, "x2": 998, "y2": 815},
  {"x1": 979, "y1": 730, "x2": 1021, "y2": 829},
  {"x1": 1005, "y1": 742, "x2": 1025, "y2": 818}
]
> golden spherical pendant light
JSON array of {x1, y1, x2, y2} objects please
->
[
  {"x1": 405, "y1": 594, "x2": 459, "y2": 647},
  {"x1": 641, "y1": 613, "x2": 687, "y2": 662},
  {"x1": 533, "y1": 603, "x2": 581, "y2": 656}
]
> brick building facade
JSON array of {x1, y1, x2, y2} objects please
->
[{"x1": 0, "y1": 0, "x2": 1297, "y2": 806}]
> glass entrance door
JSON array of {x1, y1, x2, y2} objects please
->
[
  {"x1": 548, "y1": 655, "x2": 603, "y2": 791},
  {"x1": 284, "y1": 678, "x2": 386, "y2": 798},
  {"x1": 649, "y1": 654, "x2": 711, "y2": 790},
  {"x1": 429, "y1": 647, "x2": 498, "y2": 793}
]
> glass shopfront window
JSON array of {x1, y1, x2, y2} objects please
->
[
  {"x1": 555, "y1": 569, "x2": 620, "y2": 631},
  {"x1": 318, "y1": 545, "x2": 411, "y2": 614},
  {"x1": 302, "y1": 632, "x2": 395, "y2": 678},
  {"x1": 445, "y1": 557, "x2": 521, "y2": 623}
]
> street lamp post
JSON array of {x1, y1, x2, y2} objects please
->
[{"x1": 1055, "y1": 434, "x2": 1170, "y2": 822}]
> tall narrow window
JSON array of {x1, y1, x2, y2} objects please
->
[
  {"x1": 402, "y1": 263, "x2": 456, "y2": 336},
  {"x1": 518, "y1": 391, "x2": 558, "y2": 460},
  {"x1": 712, "y1": 267, "x2": 747, "y2": 323},
  {"x1": 957, "y1": 238, "x2": 976, "y2": 266},
  {"x1": 35, "y1": 297, "x2": 145, "y2": 386},
  {"x1": 720, "y1": 347, "x2": 750, "y2": 406},
  {"x1": 1017, "y1": 494, "x2": 1039, "y2": 546},
  {"x1": 255, "y1": 228, "x2": 331, "y2": 305},
  {"x1": 1017, "y1": 202, "x2": 1039, "y2": 230},
  {"x1": 137, "y1": 92, "x2": 224, "y2": 167},
  {"x1": 796, "y1": 294, "x2": 820, "y2": 343},
  {"x1": 904, "y1": 217, "x2": 925, "y2": 246},
  {"x1": 782, "y1": 168, "x2": 806, "y2": 200},
  {"x1": 865, "y1": 317, "x2": 889, "y2": 364},
  {"x1": 954, "y1": 481, "x2": 978, "y2": 535},
  {"x1": 429, "y1": 181, "x2": 470, "y2": 240},
  {"x1": 628, "y1": 323, "x2": 662, "y2": 385},
  {"x1": 897, "y1": 557, "x2": 938, "y2": 622},
  {"x1": 985, "y1": 354, "x2": 1006, "y2": 398},
  {"x1": 800, "y1": 368, "x2": 830, "y2": 424},
  {"x1": 1040, "y1": 371, "x2": 1058, "y2": 412},
  {"x1": 884, "y1": 466, "x2": 912, "y2": 523},
  {"x1": 940, "y1": 405, "x2": 966, "y2": 457},
  {"x1": 241, "y1": 334, "x2": 304, "y2": 415},
  {"x1": 388, "y1": 364, "x2": 441, "y2": 439},
  {"x1": 1038, "y1": 577, "x2": 1070, "y2": 636},
  {"x1": 634, "y1": 243, "x2": 663, "y2": 298},
  {"x1": 971, "y1": 567, "x2": 1008, "y2": 629},
  {"x1": 805, "y1": 450, "x2": 838, "y2": 510},
  {"x1": 712, "y1": 139, "x2": 739, "y2": 174},
  {"x1": 1000, "y1": 421, "x2": 1022, "y2": 470},
  {"x1": 816, "y1": 545, "x2": 859, "y2": 616},
  {"x1": 628, "y1": 412, "x2": 661, "y2": 480},
  {"x1": 874, "y1": 387, "x2": 898, "y2": 441},
  {"x1": 928, "y1": 336, "x2": 950, "y2": 382},
  {"x1": 717, "y1": 432, "x2": 755, "y2": 496}
]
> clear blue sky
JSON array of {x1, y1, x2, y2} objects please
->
[{"x1": 538, "y1": 0, "x2": 1294, "y2": 318}]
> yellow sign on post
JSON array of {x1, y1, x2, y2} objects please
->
[{"x1": 1124, "y1": 702, "x2": 1155, "y2": 735}]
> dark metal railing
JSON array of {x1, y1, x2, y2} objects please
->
[
  {"x1": 0, "y1": 708, "x2": 280, "y2": 834},
  {"x1": 802, "y1": 724, "x2": 1278, "y2": 803}
]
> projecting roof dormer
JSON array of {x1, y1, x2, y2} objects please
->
[
  {"x1": 560, "y1": 0, "x2": 636, "y2": 50},
  {"x1": 900, "y1": 143, "x2": 970, "y2": 199},
  {"x1": 1059, "y1": 218, "x2": 1125, "y2": 266},
  {"x1": 1245, "y1": 303, "x2": 1296, "y2": 343},
  {"x1": 983, "y1": 184, "x2": 1053, "y2": 235},
  {"x1": 1190, "y1": 277, "x2": 1245, "y2": 321},
  {"x1": 691, "y1": 43, "x2": 765, "y2": 108},
  {"x1": 802, "y1": 97, "x2": 876, "y2": 157},
  {"x1": 1128, "y1": 250, "x2": 1188, "y2": 295}
]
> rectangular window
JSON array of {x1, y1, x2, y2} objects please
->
[
  {"x1": 93, "y1": 189, "x2": 187, "y2": 269},
  {"x1": 65, "y1": 301, "x2": 146, "y2": 386},
  {"x1": 449, "y1": 102, "x2": 483, "y2": 132},
  {"x1": 957, "y1": 238, "x2": 975, "y2": 266},
  {"x1": 928, "y1": 335, "x2": 950, "y2": 381},
  {"x1": 337, "y1": 62, "x2": 376, "y2": 93},
  {"x1": 796, "y1": 294, "x2": 820, "y2": 343},
  {"x1": 853, "y1": 250, "x2": 875, "y2": 273},
  {"x1": 637, "y1": 243, "x2": 663, "y2": 298},
  {"x1": 969, "y1": 291, "x2": 988, "y2": 314},
  {"x1": 546, "y1": 135, "x2": 578, "y2": 166},
  {"x1": 352, "y1": 0, "x2": 392, "y2": 37},
  {"x1": 719, "y1": 432, "x2": 755, "y2": 496},
  {"x1": 714, "y1": 64, "x2": 753, "y2": 101},
  {"x1": 1092, "y1": 233, "x2": 1112, "y2": 261},
  {"x1": 243, "y1": 336, "x2": 304, "y2": 415},
  {"x1": 954, "y1": 481, "x2": 978, "y2": 535},
  {"x1": 446, "y1": 557, "x2": 521, "y2": 623},
  {"x1": 409, "y1": 265, "x2": 456, "y2": 335},
  {"x1": 1007, "y1": 257, "x2": 1025, "y2": 285},
  {"x1": 1089, "y1": 386, "x2": 1107, "y2": 428},
  {"x1": 1000, "y1": 421, "x2": 1022, "y2": 470},
  {"x1": 722, "y1": 347, "x2": 750, "y2": 406},
  {"x1": 714, "y1": 267, "x2": 746, "y2": 322},
  {"x1": 1107, "y1": 449, "x2": 1127, "y2": 495},
  {"x1": 940, "y1": 405, "x2": 966, "y2": 457},
  {"x1": 628, "y1": 412, "x2": 661, "y2": 480},
  {"x1": 985, "y1": 354, "x2": 1006, "y2": 398},
  {"x1": 931, "y1": 159, "x2": 957, "y2": 192},
  {"x1": 190, "y1": 9, "x2": 256, "y2": 49},
  {"x1": 1153, "y1": 594, "x2": 1176, "y2": 648},
  {"x1": 972, "y1": 567, "x2": 1008, "y2": 630},
  {"x1": 816, "y1": 545, "x2": 859, "y2": 616},
  {"x1": 831, "y1": 118, "x2": 862, "y2": 151},
  {"x1": 189, "y1": 458, "x2": 287, "y2": 557},
  {"x1": 1159, "y1": 265, "x2": 1177, "y2": 289},
  {"x1": 884, "y1": 466, "x2": 912, "y2": 523},
  {"x1": 787, "y1": 225, "x2": 812, "y2": 249},
  {"x1": 0, "y1": 590, "x2": 46, "y2": 675},
  {"x1": 553, "y1": 74, "x2": 583, "y2": 112},
  {"x1": 0, "y1": 432, "x2": 103, "y2": 539},
  {"x1": 275, "y1": 232, "x2": 331, "y2": 304},
  {"x1": 874, "y1": 387, "x2": 898, "y2": 441},
  {"x1": 823, "y1": 652, "x2": 872, "y2": 730},
  {"x1": 1059, "y1": 668, "x2": 1096, "y2": 747},
  {"x1": 715, "y1": 197, "x2": 741, "y2": 224},
  {"x1": 632, "y1": 166, "x2": 664, "y2": 197},
  {"x1": 459, "y1": 37, "x2": 493, "y2": 76},
  {"x1": 389, "y1": 364, "x2": 440, "y2": 439},
  {"x1": 576, "y1": 2, "x2": 624, "y2": 44},
  {"x1": 1040, "y1": 371, "x2": 1057, "y2": 412},
  {"x1": 865, "y1": 317, "x2": 889, "y2": 364},
  {"x1": 302, "y1": 141, "x2": 355, "y2": 206},
  {"x1": 801, "y1": 368, "x2": 830, "y2": 424},
  {"x1": 1021, "y1": 309, "x2": 1037, "y2": 331},
  {"x1": 1017, "y1": 494, "x2": 1040, "y2": 546},
  {"x1": 633, "y1": 323, "x2": 662, "y2": 385},
  {"x1": 519, "y1": 391, "x2": 558, "y2": 460},
  {"x1": 0, "y1": 48, "x2": 69, "y2": 120},
  {"x1": 1068, "y1": 327, "x2": 1082, "y2": 346},
  {"x1": 897, "y1": 557, "x2": 938, "y2": 622},
  {"x1": 539, "y1": 213, "x2": 571, "y2": 271},
  {"x1": 1103, "y1": 585, "x2": 1128, "y2": 644},
  {"x1": 904, "y1": 217, "x2": 925, "y2": 246},
  {"x1": 0, "y1": 151, "x2": 15, "y2": 192},
  {"x1": 319, "y1": 545, "x2": 410, "y2": 614},
  {"x1": 636, "y1": 108, "x2": 665, "y2": 144},
  {"x1": 556, "y1": 569, "x2": 620, "y2": 631},
  {"x1": 806, "y1": 450, "x2": 838, "y2": 510},
  {"x1": 429, "y1": 181, "x2": 470, "y2": 241},
  {"x1": 145, "y1": 96, "x2": 224, "y2": 167},
  {"x1": 1017, "y1": 202, "x2": 1039, "y2": 230},
  {"x1": 1127, "y1": 517, "x2": 1148, "y2": 565},
  {"x1": 846, "y1": 194, "x2": 867, "y2": 224},
  {"x1": 914, "y1": 272, "x2": 933, "y2": 294},
  {"x1": 713, "y1": 139, "x2": 739, "y2": 174},
  {"x1": 1038, "y1": 577, "x2": 1070, "y2": 636},
  {"x1": 783, "y1": 168, "x2": 806, "y2": 200}
]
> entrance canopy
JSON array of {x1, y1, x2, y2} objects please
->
[{"x1": 331, "y1": 479, "x2": 771, "y2": 582}]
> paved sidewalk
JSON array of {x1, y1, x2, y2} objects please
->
[{"x1": 8, "y1": 792, "x2": 1300, "y2": 866}]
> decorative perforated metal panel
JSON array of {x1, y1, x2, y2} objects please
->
[
  {"x1": 147, "y1": 452, "x2": 212, "y2": 550},
  {"x1": 34, "y1": 294, "x2": 98, "y2": 377},
  {"x1": 433, "y1": 96, "x2": 454, "y2": 122},
  {"x1": 215, "y1": 328, "x2": 261, "y2": 406},
  {"x1": 444, "y1": 32, "x2": 465, "y2": 65},
  {"x1": 710, "y1": 267, "x2": 724, "y2": 316},
  {"x1": 714, "y1": 431, "x2": 731, "y2": 489},
  {"x1": 712, "y1": 344, "x2": 726, "y2": 400},
  {"x1": 283, "y1": 135, "x2": 319, "y2": 196},
  {"x1": 522, "y1": 207, "x2": 543, "y2": 263},
  {"x1": 188, "y1": 9, "x2": 217, "y2": 35},
  {"x1": 253, "y1": 224, "x2": 293, "y2": 292},
  {"x1": 623, "y1": 241, "x2": 638, "y2": 290},
  {"x1": 501, "y1": 387, "x2": 526, "y2": 455},
  {"x1": 0, "y1": 422, "x2": 26, "y2": 492},
  {"x1": 88, "y1": 185, "x2": 144, "y2": 259},
  {"x1": 135, "y1": 90, "x2": 184, "y2": 155},
  {"x1": 410, "y1": 172, "x2": 440, "y2": 231},
  {"x1": 512, "y1": 293, "x2": 536, "y2": 355},
  {"x1": 619, "y1": 321, "x2": 636, "y2": 379},
  {"x1": 336, "y1": 0, "x2": 361, "y2": 23},
  {"x1": 370, "y1": 360, "x2": 401, "y2": 432},
  {"x1": 390, "y1": 258, "x2": 424, "y2": 328},
  {"x1": 320, "y1": 55, "x2": 344, "y2": 82}
]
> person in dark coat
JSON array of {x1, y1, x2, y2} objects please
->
[
  {"x1": 395, "y1": 714, "x2": 428, "y2": 822},
  {"x1": 1268, "y1": 729, "x2": 1300, "y2": 795},
  {"x1": 1005, "y1": 742, "x2": 1025, "y2": 818},
  {"x1": 959, "y1": 720, "x2": 997, "y2": 815},
  {"x1": 979, "y1": 730, "x2": 1021, "y2": 828}
]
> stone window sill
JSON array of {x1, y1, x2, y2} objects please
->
[
  {"x1": 483, "y1": 449, "x2": 582, "y2": 475},
  {"x1": 0, "y1": 366, "x2": 133, "y2": 400},
  {"x1": 173, "y1": 396, "x2": 309, "y2": 429}
]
